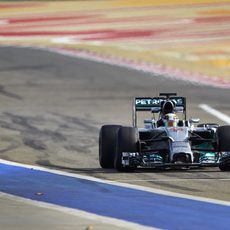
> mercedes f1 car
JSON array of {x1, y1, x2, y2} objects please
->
[{"x1": 99, "y1": 93, "x2": 230, "y2": 172}]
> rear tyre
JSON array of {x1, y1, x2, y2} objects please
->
[
  {"x1": 114, "y1": 126, "x2": 139, "y2": 172},
  {"x1": 217, "y1": 126, "x2": 230, "y2": 171},
  {"x1": 99, "y1": 125, "x2": 121, "y2": 168}
]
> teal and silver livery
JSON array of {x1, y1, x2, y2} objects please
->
[{"x1": 99, "y1": 93, "x2": 230, "y2": 172}]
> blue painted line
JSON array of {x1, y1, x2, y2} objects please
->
[{"x1": 0, "y1": 163, "x2": 230, "y2": 230}]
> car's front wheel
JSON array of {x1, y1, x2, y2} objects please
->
[
  {"x1": 99, "y1": 125, "x2": 121, "y2": 169},
  {"x1": 114, "y1": 126, "x2": 139, "y2": 172},
  {"x1": 217, "y1": 125, "x2": 230, "y2": 171},
  {"x1": 219, "y1": 156, "x2": 230, "y2": 171}
]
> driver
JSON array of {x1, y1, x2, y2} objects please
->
[
  {"x1": 163, "y1": 113, "x2": 178, "y2": 127},
  {"x1": 162, "y1": 100, "x2": 175, "y2": 115},
  {"x1": 157, "y1": 100, "x2": 178, "y2": 127}
]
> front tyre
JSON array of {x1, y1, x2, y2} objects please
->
[
  {"x1": 217, "y1": 126, "x2": 230, "y2": 151},
  {"x1": 217, "y1": 126, "x2": 230, "y2": 171},
  {"x1": 99, "y1": 125, "x2": 121, "y2": 169},
  {"x1": 219, "y1": 156, "x2": 230, "y2": 171},
  {"x1": 114, "y1": 126, "x2": 139, "y2": 172}
]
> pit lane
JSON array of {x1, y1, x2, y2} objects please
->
[{"x1": 0, "y1": 46, "x2": 230, "y2": 203}]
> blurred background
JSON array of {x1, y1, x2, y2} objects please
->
[{"x1": 0, "y1": 0, "x2": 229, "y2": 86}]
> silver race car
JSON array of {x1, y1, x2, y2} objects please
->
[{"x1": 99, "y1": 93, "x2": 230, "y2": 171}]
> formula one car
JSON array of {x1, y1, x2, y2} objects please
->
[{"x1": 99, "y1": 93, "x2": 230, "y2": 172}]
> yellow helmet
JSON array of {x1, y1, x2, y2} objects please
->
[{"x1": 164, "y1": 113, "x2": 177, "y2": 127}]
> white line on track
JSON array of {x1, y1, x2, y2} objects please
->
[
  {"x1": 199, "y1": 104, "x2": 230, "y2": 124},
  {"x1": 1, "y1": 159, "x2": 230, "y2": 207}
]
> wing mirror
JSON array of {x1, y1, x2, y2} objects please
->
[
  {"x1": 175, "y1": 106, "x2": 184, "y2": 113},
  {"x1": 189, "y1": 118, "x2": 200, "y2": 123},
  {"x1": 144, "y1": 119, "x2": 156, "y2": 128},
  {"x1": 151, "y1": 107, "x2": 161, "y2": 113},
  {"x1": 144, "y1": 119, "x2": 153, "y2": 123}
]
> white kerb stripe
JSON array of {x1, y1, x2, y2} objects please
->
[{"x1": 199, "y1": 104, "x2": 230, "y2": 124}]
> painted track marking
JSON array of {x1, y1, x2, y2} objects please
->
[
  {"x1": 199, "y1": 104, "x2": 230, "y2": 124},
  {"x1": 0, "y1": 158, "x2": 230, "y2": 206},
  {"x1": 1, "y1": 159, "x2": 230, "y2": 230}
]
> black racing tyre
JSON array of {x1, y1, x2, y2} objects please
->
[
  {"x1": 219, "y1": 156, "x2": 230, "y2": 171},
  {"x1": 217, "y1": 125, "x2": 230, "y2": 151},
  {"x1": 99, "y1": 125, "x2": 121, "y2": 168},
  {"x1": 114, "y1": 126, "x2": 139, "y2": 172}
]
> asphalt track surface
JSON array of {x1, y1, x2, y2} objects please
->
[{"x1": 0, "y1": 46, "x2": 230, "y2": 229}]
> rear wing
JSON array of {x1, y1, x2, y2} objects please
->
[{"x1": 133, "y1": 96, "x2": 186, "y2": 127}]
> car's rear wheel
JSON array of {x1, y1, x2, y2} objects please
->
[
  {"x1": 217, "y1": 125, "x2": 230, "y2": 171},
  {"x1": 114, "y1": 126, "x2": 139, "y2": 172},
  {"x1": 99, "y1": 125, "x2": 121, "y2": 169}
]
